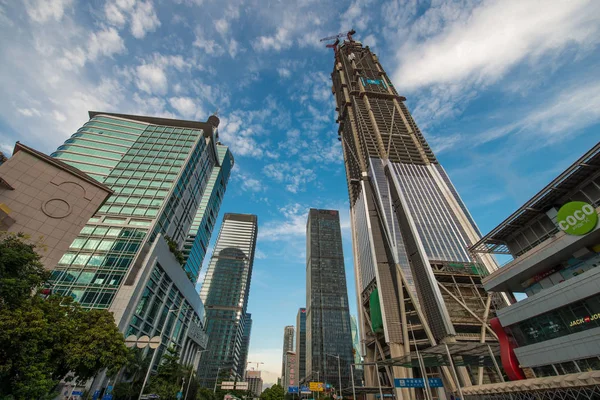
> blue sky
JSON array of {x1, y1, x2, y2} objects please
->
[{"x1": 1, "y1": 0, "x2": 599, "y2": 386}]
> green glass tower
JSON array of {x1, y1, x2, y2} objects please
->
[
  {"x1": 182, "y1": 144, "x2": 233, "y2": 282},
  {"x1": 48, "y1": 111, "x2": 230, "y2": 366}
]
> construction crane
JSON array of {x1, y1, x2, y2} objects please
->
[
  {"x1": 319, "y1": 30, "x2": 356, "y2": 43},
  {"x1": 319, "y1": 29, "x2": 356, "y2": 54},
  {"x1": 247, "y1": 361, "x2": 264, "y2": 371}
]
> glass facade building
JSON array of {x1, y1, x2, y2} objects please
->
[
  {"x1": 296, "y1": 308, "x2": 307, "y2": 383},
  {"x1": 183, "y1": 144, "x2": 233, "y2": 282},
  {"x1": 47, "y1": 112, "x2": 229, "y2": 368},
  {"x1": 305, "y1": 209, "x2": 354, "y2": 389},
  {"x1": 198, "y1": 213, "x2": 258, "y2": 387},
  {"x1": 238, "y1": 313, "x2": 253, "y2": 378},
  {"x1": 330, "y1": 37, "x2": 503, "y2": 392}
]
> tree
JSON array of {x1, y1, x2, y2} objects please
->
[
  {"x1": 261, "y1": 385, "x2": 285, "y2": 400},
  {"x1": 147, "y1": 347, "x2": 186, "y2": 399},
  {"x1": 197, "y1": 387, "x2": 217, "y2": 400},
  {"x1": 0, "y1": 233, "x2": 128, "y2": 399},
  {"x1": 0, "y1": 233, "x2": 48, "y2": 308}
]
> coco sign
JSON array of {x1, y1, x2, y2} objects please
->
[{"x1": 556, "y1": 201, "x2": 598, "y2": 235}]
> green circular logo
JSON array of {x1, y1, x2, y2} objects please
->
[{"x1": 556, "y1": 201, "x2": 598, "y2": 235}]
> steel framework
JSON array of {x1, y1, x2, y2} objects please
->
[{"x1": 464, "y1": 385, "x2": 600, "y2": 400}]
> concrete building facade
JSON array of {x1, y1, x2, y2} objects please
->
[
  {"x1": 281, "y1": 325, "x2": 295, "y2": 385},
  {"x1": 0, "y1": 142, "x2": 112, "y2": 269},
  {"x1": 246, "y1": 370, "x2": 263, "y2": 399},
  {"x1": 471, "y1": 143, "x2": 600, "y2": 380}
]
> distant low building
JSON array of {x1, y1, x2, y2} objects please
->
[{"x1": 246, "y1": 370, "x2": 263, "y2": 398}]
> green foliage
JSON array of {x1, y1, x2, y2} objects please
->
[
  {"x1": 164, "y1": 235, "x2": 185, "y2": 265},
  {"x1": 197, "y1": 387, "x2": 217, "y2": 400},
  {"x1": 0, "y1": 234, "x2": 128, "y2": 399},
  {"x1": 0, "y1": 233, "x2": 49, "y2": 308},
  {"x1": 147, "y1": 347, "x2": 186, "y2": 400},
  {"x1": 261, "y1": 384, "x2": 284, "y2": 400}
]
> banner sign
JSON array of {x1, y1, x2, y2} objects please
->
[
  {"x1": 394, "y1": 378, "x2": 443, "y2": 388},
  {"x1": 309, "y1": 382, "x2": 324, "y2": 392}
]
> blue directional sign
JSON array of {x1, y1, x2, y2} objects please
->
[
  {"x1": 101, "y1": 395, "x2": 113, "y2": 400},
  {"x1": 92, "y1": 390, "x2": 101, "y2": 400},
  {"x1": 72, "y1": 391, "x2": 83, "y2": 396},
  {"x1": 288, "y1": 386, "x2": 299, "y2": 394},
  {"x1": 394, "y1": 378, "x2": 443, "y2": 388},
  {"x1": 300, "y1": 385, "x2": 311, "y2": 394},
  {"x1": 177, "y1": 391, "x2": 183, "y2": 399}
]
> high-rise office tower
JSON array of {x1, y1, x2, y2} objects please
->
[
  {"x1": 198, "y1": 213, "x2": 258, "y2": 387},
  {"x1": 238, "y1": 313, "x2": 253, "y2": 378},
  {"x1": 296, "y1": 308, "x2": 307, "y2": 383},
  {"x1": 305, "y1": 209, "x2": 354, "y2": 389},
  {"x1": 281, "y1": 325, "x2": 295, "y2": 384},
  {"x1": 182, "y1": 144, "x2": 233, "y2": 281},
  {"x1": 329, "y1": 34, "x2": 502, "y2": 392},
  {"x1": 48, "y1": 112, "x2": 230, "y2": 369}
]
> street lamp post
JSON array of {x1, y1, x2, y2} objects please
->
[
  {"x1": 138, "y1": 306, "x2": 180, "y2": 400},
  {"x1": 325, "y1": 354, "x2": 342, "y2": 399},
  {"x1": 184, "y1": 349, "x2": 206, "y2": 400},
  {"x1": 213, "y1": 366, "x2": 223, "y2": 393}
]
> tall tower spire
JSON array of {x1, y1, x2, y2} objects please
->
[{"x1": 330, "y1": 35, "x2": 504, "y2": 396}]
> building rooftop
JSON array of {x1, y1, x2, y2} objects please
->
[
  {"x1": 470, "y1": 143, "x2": 600, "y2": 255},
  {"x1": 89, "y1": 111, "x2": 219, "y2": 130},
  {"x1": 11, "y1": 142, "x2": 113, "y2": 194}
]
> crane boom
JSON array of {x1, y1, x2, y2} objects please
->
[{"x1": 319, "y1": 32, "x2": 347, "y2": 42}]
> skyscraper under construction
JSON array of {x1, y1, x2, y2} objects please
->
[{"x1": 329, "y1": 33, "x2": 505, "y2": 396}]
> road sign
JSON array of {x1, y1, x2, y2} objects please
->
[
  {"x1": 106, "y1": 385, "x2": 113, "y2": 394},
  {"x1": 92, "y1": 390, "x2": 101, "y2": 400},
  {"x1": 176, "y1": 392, "x2": 183, "y2": 399},
  {"x1": 72, "y1": 391, "x2": 83, "y2": 396},
  {"x1": 288, "y1": 386, "x2": 299, "y2": 394},
  {"x1": 309, "y1": 382, "x2": 324, "y2": 392},
  {"x1": 101, "y1": 395, "x2": 113, "y2": 400},
  {"x1": 394, "y1": 378, "x2": 443, "y2": 388},
  {"x1": 300, "y1": 386, "x2": 311, "y2": 394},
  {"x1": 236, "y1": 382, "x2": 249, "y2": 390}
]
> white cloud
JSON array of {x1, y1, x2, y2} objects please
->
[
  {"x1": 168, "y1": 96, "x2": 202, "y2": 118},
  {"x1": 215, "y1": 18, "x2": 229, "y2": 36},
  {"x1": 104, "y1": 2, "x2": 127, "y2": 27},
  {"x1": 253, "y1": 27, "x2": 290, "y2": 52},
  {"x1": 277, "y1": 68, "x2": 291, "y2": 78},
  {"x1": 260, "y1": 203, "x2": 308, "y2": 240},
  {"x1": 25, "y1": 0, "x2": 73, "y2": 23},
  {"x1": 130, "y1": 0, "x2": 160, "y2": 38},
  {"x1": 228, "y1": 39, "x2": 240, "y2": 58},
  {"x1": 136, "y1": 63, "x2": 168, "y2": 95},
  {"x1": 104, "y1": 0, "x2": 160, "y2": 39},
  {"x1": 88, "y1": 27, "x2": 126, "y2": 60},
  {"x1": 393, "y1": 0, "x2": 600, "y2": 91},
  {"x1": 52, "y1": 110, "x2": 66, "y2": 122},
  {"x1": 16, "y1": 108, "x2": 41, "y2": 117},
  {"x1": 193, "y1": 32, "x2": 224, "y2": 56},
  {"x1": 263, "y1": 163, "x2": 316, "y2": 193}
]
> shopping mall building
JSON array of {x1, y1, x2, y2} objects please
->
[{"x1": 469, "y1": 143, "x2": 600, "y2": 390}]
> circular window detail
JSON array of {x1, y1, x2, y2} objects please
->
[{"x1": 42, "y1": 198, "x2": 72, "y2": 219}]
